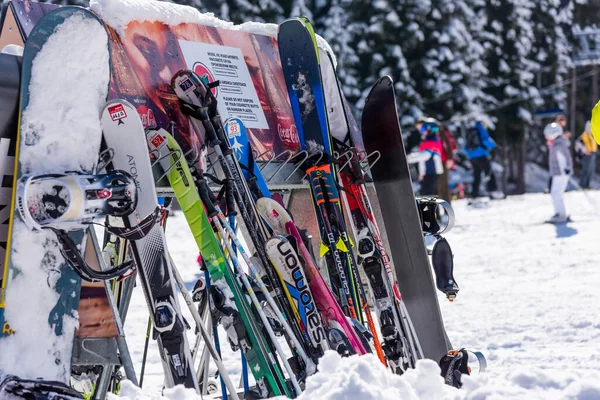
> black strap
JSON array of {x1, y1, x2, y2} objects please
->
[
  {"x1": 104, "y1": 207, "x2": 160, "y2": 241},
  {"x1": 48, "y1": 228, "x2": 134, "y2": 282}
]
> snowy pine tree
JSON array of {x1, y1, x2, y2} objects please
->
[
  {"x1": 476, "y1": 0, "x2": 539, "y2": 139},
  {"x1": 200, "y1": 0, "x2": 287, "y2": 24},
  {"x1": 344, "y1": 0, "x2": 426, "y2": 117},
  {"x1": 414, "y1": 0, "x2": 493, "y2": 121}
]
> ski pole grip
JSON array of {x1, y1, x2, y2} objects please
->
[
  {"x1": 212, "y1": 116, "x2": 229, "y2": 145},
  {"x1": 224, "y1": 178, "x2": 236, "y2": 217},
  {"x1": 307, "y1": 168, "x2": 325, "y2": 205},
  {"x1": 198, "y1": 177, "x2": 218, "y2": 217},
  {"x1": 320, "y1": 167, "x2": 340, "y2": 202},
  {"x1": 202, "y1": 117, "x2": 220, "y2": 146}
]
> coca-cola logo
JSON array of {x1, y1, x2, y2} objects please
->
[
  {"x1": 137, "y1": 105, "x2": 156, "y2": 128},
  {"x1": 278, "y1": 122, "x2": 299, "y2": 145}
]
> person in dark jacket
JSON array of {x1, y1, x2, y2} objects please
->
[
  {"x1": 464, "y1": 121, "x2": 504, "y2": 200},
  {"x1": 418, "y1": 119, "x2": 444, "y2": 195},
  {"x1": 437, "y1": 125, "x2": 457, "y2": 202}
]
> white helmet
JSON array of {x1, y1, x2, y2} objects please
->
[{"x1": 544, "y1": 122, "x2": 563, "y2": 140}]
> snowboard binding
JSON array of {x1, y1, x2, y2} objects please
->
[
  {"x1": 0, "y1": 374, "x2": 84, "y2": 399},
  {"x1": 416, "y1": 197, "x2": 455, "y2": 236},
  {"x1": 439, "y1": 349, "x2": 487, "y2": 388},
  {"x1": 17, "y1": 170, "x2": 137, "y2": 231}
]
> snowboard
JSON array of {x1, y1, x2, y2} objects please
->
[
  {"x1": 0, "y1": 6, "x2": 110, "y2": 382},
  {"x1": 101, "y1": 100, "x2": 199, "y2": 391},
  {"x1": 361, "y1": 76, "x2": 452, "y2": 361}
]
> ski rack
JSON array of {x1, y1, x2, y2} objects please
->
[{"x1": 152, "y1": 144, "x2": 382, "y2": 195}]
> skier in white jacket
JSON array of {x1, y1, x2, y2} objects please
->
[{"x1": 546, "y1": 122, "x2": 573, "y2": 223}]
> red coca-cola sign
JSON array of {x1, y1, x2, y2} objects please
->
[
  {"x1": 277, "y1": 114, "x2": 300, "y2": 148},
  {"x1": 137, "y1": 105, "x2": 157, "y2": 128}
]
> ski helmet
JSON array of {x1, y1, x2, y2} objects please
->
[
  {"x1": 543, "y1": 122, "x2": 563, "y2": 140},
  {"x1": 421, "y1": 118, "x2": 440, "y2": 134}
]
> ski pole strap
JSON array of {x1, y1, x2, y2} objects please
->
[
  {"x1": 105, "y1": 207, "x2": 160, "y2": 241},
  {"x1": 49, "y1": 228, "x2": 134, "y2": 282}
]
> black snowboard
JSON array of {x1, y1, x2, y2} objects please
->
[{"x1": 361, "y1": 76, "x2": 451, "y2": 360}]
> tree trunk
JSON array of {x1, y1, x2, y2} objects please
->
[{"x1": 516, "y1": 127, "x2": 526, "y2": 194}]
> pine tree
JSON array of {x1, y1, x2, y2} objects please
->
[
  {"x1": 344, "y1": 0, "x2": 426, "y2": 116},
  {"x1": 414, "y1": 0, "x2": 493, "y2": 121},
  {"x1": 477, "y1": 0, "x2": 538, "y2": 141},
  {"x1": 200, "y1": 0, "x2": 288, "y2": 24}
]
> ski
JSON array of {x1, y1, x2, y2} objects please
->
[
  {"x1": 278, "y1": 18, "x2": 385, "y2": 360},
  {"x1": 101, "y1": 100, "x2": 199, "y2": 391},
  {"x1": 256, "y1": 197, "x2": 368, "y2": 356},
  {"x1": 265, "y1": 235, "x2": 329, "y2": 359},
  {"x1": 144, "y1": 126, "x2": 292, "y2": 398},
  {"x1": 319, "y1": 46, "x2": 423, "y2": 371}
]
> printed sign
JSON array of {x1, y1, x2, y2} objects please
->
[{"x1": 179, "y1": 41, "x2": 269, "y2": 130}]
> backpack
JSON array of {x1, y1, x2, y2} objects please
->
[{"x1": 465, "y1": 127, "x2": 481, "y2": 151}]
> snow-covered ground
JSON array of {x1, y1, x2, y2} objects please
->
[{"x1": 115, "y1": 190, "x2": 600, "y2": 399}]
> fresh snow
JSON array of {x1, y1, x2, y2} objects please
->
[
  {"x1": 89, "y1": 0, "x2": 336, "y2": 65},
  {"x1": 109, "y1": 191, "x2": 600, "y2": 399},
  {"x1": 0, "y1": 12, "x2": 109, "y2": 382}
]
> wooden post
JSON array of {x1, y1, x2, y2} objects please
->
[{"x1": 592, "y1": 65, "x2": 598, "y2": 106}]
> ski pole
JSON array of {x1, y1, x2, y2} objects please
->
[
  {"x1": 139, "y1": 317, "x2": 152, "y2": 388},
  {"x1": 214, "y1": 209, "x2": 317, "y2": 374},
  {"x1": 210, "y1": 217, "x2": 303, "y2": 395},
  {"x1": 169, "y1": 256, "x2": 240, "y2": 400}
]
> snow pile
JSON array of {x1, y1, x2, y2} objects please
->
[
  {"x1": 0, "y1": 12, "x2": 109, "y2": 382},
  {"x1": 19, "y1": 13, "x2": 109, "y2": 174},
  {"x1": 291, "y1": 351, "x2": 460, "y2": 400},
  {"x1": 89, "y1": 0, "x2": 335, "y2": 64}
]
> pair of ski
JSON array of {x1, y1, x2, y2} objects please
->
[
  {"x1": 278, "y1": 17, "x2": 422, "y2": 372},
  {"x1": 168, "y1": 68, "x2": 376, "y2": 396}
]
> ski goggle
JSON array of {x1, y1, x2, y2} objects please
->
[{"x1": 420, "y1": 122, "x2": 439, "y2": 134}]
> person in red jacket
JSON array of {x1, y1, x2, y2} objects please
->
[
  {"x1": 418, "y1": 119, "x2": 444, "y2": 195},
  {"x1": 437, "y1": 124, "x2": 457, "y2": 202}
]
